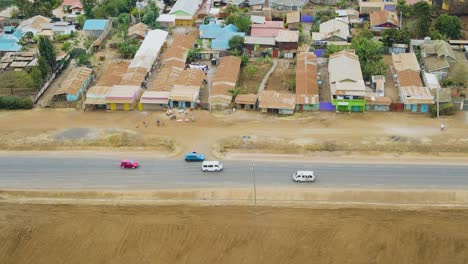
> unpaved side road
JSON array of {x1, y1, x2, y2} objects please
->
[{"x1": 1, "y1": 203, "x2": 468, "y2": 264}]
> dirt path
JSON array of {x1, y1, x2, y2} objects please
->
[
  {"x1": 1, "y1": 203, "x2": 468, "y2": 264},
  {"x1": 258, "y1": 59, "x2": 277, "y2": 94}
]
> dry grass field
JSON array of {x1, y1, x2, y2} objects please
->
[{"x1": 1, "y1": 203, "x2": 468, "y2": 264}]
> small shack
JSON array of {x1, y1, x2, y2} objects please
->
[
  {"x1": 54, "y1": 67, "x2": 93, "y2": 102},
  {"x1": 365, "y1": 93, "x2": 392, "y2": 111},
  {"x1": 258, "y1": 90, "x2": 295, "y2": 115},
  {"x1": 169, "y1": 85, "x2": 200, "y2": 109},
  {"x1": 106, "y1": 85, "x2": 141, "y2": 111},
  {"x1": 139, "y1": 91, "x2": 169, "y2": 110},
  {"x1": 235, "y1": 94, "x2": 258, "y2": 110},
  {"x1": 84, "y1": 85, "x2": 112, "y2": 110}
]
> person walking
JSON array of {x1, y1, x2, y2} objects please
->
[
  {"x1": 440, "y1": 123, "x2": 446, "y2": 132},
  {"x1": 157, "y1": 120, "x2": 160, "y2": 127}
]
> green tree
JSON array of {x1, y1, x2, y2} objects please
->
[
  {"x1": 352, "y1": 32, "x2": 387, "y2": 80},
  {"x1": 228, "y1": 35, "x2": 244, "y2": 53},
  {"x1": 244, "y1": 64, "x2": 258, "y2": 79},
  {"x1": 142, "y1": 2, "x2": 160, "y2": 28},
  {"x1": 381, "y1": 28, "x2": 410, "y2": 47},
  {"x1": 77, "y1": 14, "x2": 86, "y2": 29},
  {"x1": 37, "y1": 56, "x2": 50, "y2": 80},
  {"x1": 396, "y1": 0, "x2": 410, "y2": 17},
  {"x1": 29, "y1": 66, "x2": 44, "y2": 89},
  {"x1": 62, "y1": 42, "x2": 72, "y2": 52},
  {"x1": 434, "y1": 14, "x2": 463, "y2": 40},
  {"x1": 412, "y1": 2, "x2": 431, "y2": 38},
  {"x1": 336, "y1": 0, "x2": 346, "y2": 8},
  {"x1": 38, "y1": 36, "x2": 57, "y2": 70},
  {"x1": 118, "y1": 38, "x2": 139, "y2": 59},
  {"x1": 81, "y1": 0, "x2": 96, "y2": 17},
  {"x1": 0, "y1": 71, "x2": 35, "y2": 94},
  {"x1": 14, "y1": 0, "x2": 34, "y2": 18},
  {"x1": 23, "y1": 31, "x2": 34, "y2": 42},
  {"x1": 429, "y1": 29, "x2": 449, "y2": 41},
  {"x1": 226, "y1": 13, "x2": 251, "y2": 32},
  {"x1": 117, "y1": 13, "x2": 131, "y2": 26},
  {"x1": 325, "y1": 44, "x2": 348, "y2": 56},
  {"x1": 225, "y1": 5, "x2": 240, "y2": 16}
]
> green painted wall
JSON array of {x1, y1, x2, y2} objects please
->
[
  {"x1": 332, "y1": 99, "x2": 366, "y2": 112},
  {"x1": 295, "y1": 104, "x2": 319, "y2": 111}
]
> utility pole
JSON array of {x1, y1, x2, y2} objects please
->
[
  {"x1": 251, "y1": 163, "x2": 256, "y2": 207},
  {"x1": 400, "y1": 10, "x2": 403, "y2": 29},
  {"x1": 437, "y1": 86, "x2": 440, "y2": 118}
]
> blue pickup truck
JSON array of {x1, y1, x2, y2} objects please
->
[{"x1": 184, "y1": 152, "x2": 205, "y2": 162}]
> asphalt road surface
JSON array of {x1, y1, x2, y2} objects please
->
[{"x1": 0, "y1": 155, "x2": 467, "y2": 190}]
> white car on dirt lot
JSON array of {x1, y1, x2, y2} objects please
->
[{"x1": 292, "y1": 171, "x2": 316, "y2": 182}]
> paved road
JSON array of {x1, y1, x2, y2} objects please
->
[{"x1": 0, "y1": 155, "x2": 467, "y2": 190}]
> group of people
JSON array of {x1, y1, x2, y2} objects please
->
[{"x1": 136, "y1": 119, "x2": 164, "y2": 128}]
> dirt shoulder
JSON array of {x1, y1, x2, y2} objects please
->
[
  {"x1": 3, "y1": 188, "x2": 468, "y2": 208},
  {"x1": 0, "y1": 109, "x2": 467, "y2": 159},
  {"x1": 1, "y1": 202, "x2": 468, "y2": 264}
]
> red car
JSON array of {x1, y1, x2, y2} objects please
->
[{"x1": 120, "y1": 159, "x2": 139, "y2": 169}]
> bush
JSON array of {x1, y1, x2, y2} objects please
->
[
  {"x1": 430, "y1": 103, "x2": 455, "y2": 117},
  {"x1": 0, "y1": 96, "x2": 33, "y2": 109}
]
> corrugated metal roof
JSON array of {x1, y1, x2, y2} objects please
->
[
  {"x1": 397, "y1": 69, "x2": 423, "y2": 87},
  {"x1": 211, "y1": 56, "x2": 241, "y2": 100},
  {"x1": 83, "y1": 19, "x2": 109, "y2": 31},
  {"x1": 129, "y1": 29, "x2": 168, "y2": 71},
  {"x1": 259, "y1": 90, "x2": 295, "y2": 110},
  {"x1": 235, "y1": 94, "x2": 258, "y2": 104},
  {"x1": 140, "y1": 91, "x2": 170, "y2": 104},
  {"x1": 370, "y1": 10, "x2": 399, "y2": 27},
  {"x1": 55, "y1": 67, "x2": 93, "y2": 95},
  {"x1": 106, "y1": 85, "x2": 141, "y2": 103},
  {"x1": 295, "y1": 52, "x2": 319, "y2": 105},
  {"x1": 244, "y1": 36, "x2": 276, "y2": 46},
  {"x1": 251, "y1": 15, "x2": 266, "y2": 24},
  {"x1": 276, "y1": 29, "x2": 299, "y2": 42},
  {"x1": 169, "y1": 85, "x2": 200, "y2": 102},
  {"x1": 400, "y1": 86, "x2": 434, "y2": 104},
  {"x1": 286, "y1": 12, "x2": 300, "y2": 24},
  {"x1": 169, "y1": 0, "x2": 203, "y2": 16},
  {"x1": 96, "y1": 61, "x2": 130, "y2": 87},
  {"x1": 392, "y1": 53, "x2": 420, "y2": 72}
]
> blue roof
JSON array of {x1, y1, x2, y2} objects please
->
[
  {"x1": 12, "y1": 29, "x2": 24, "y2": 39},
  {"x1": 200, "y1": 22, "x2": 244, "y2": 50},
  {"x1": 0, "y1": 40, "x2": 22, "y2": 52},
  {"x1": 4, "y1": 26, "x2": 14, "y2": 32},
  {"x1": 83, "y1": 19, "x2": 109, "y2": 31},
  {"x1": 212, "y1": 32, "x2": 245, "y2": 50}
]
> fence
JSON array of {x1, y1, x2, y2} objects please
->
[{"x1": 33, "y1": 54, "x2": 71, "y2": 104}]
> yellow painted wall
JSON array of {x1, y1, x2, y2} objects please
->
[
  {"x1": 110, "y1": 103, "x2": 116, "y2": 110},
  {"x1": 123, "y1": 103, "x2": 130, "y2": 111},
  {"x1": 138, "y1": 103, "x2": 143, "y2": 111},
  {"x1": 175, "y1": 19, "x2": 193, "y2": 26}
]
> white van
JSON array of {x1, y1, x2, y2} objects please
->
[
  {"x1": 202, "y1": 161, "x2": 224, "y2": 172},
  {"x1": 292, "y1": 171, "x2": 316, "y2": 182}
]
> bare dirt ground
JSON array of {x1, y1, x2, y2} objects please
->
[
  {"x1": 264, "y1": 59, "x2": 295, "y2": 93},
  {"x1": 383, "y1": 55, "x2": 399, "y2": 102},
  {"x1": 0, "y1": 109, "x2": 468, "y2": 158},
  {"x1": 237, "y1": 58, "x2": 273, "y2": 94},
  {"x1": 1, "y1": 203, "x2": 468, "y2": 264},
  {"x1": 317, "y1": 57, "x2": 331, "y2": 102}
]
